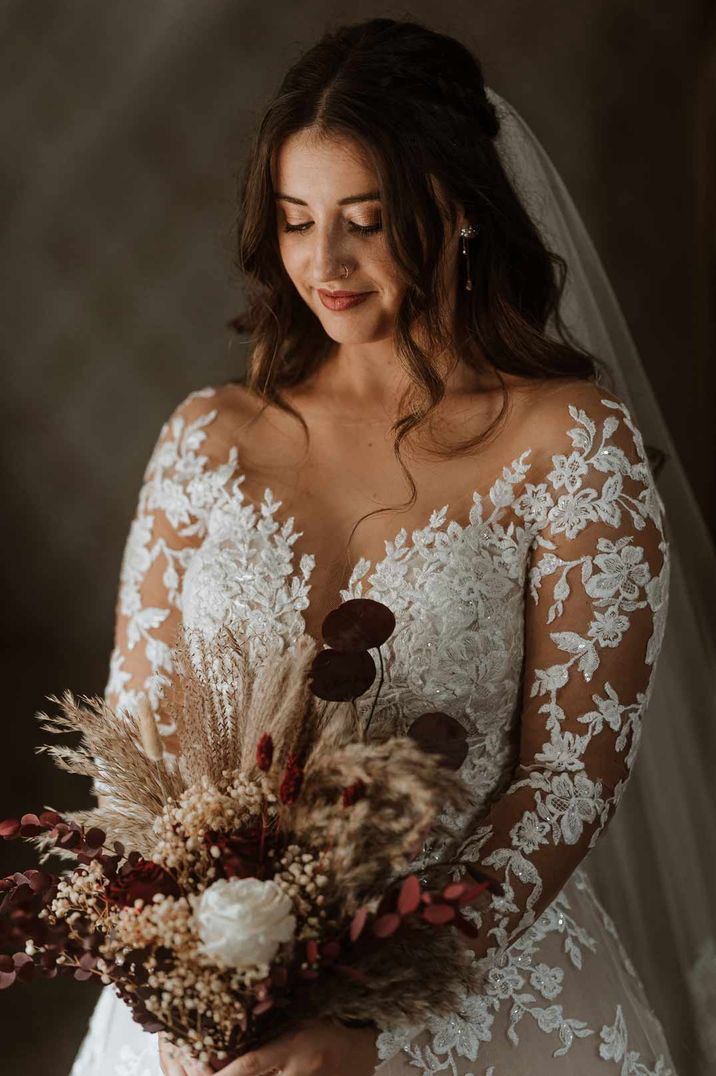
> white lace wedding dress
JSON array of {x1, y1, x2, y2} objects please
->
[{"x1": 70, "y1": 379, "x2": 678, "y2": 1076}]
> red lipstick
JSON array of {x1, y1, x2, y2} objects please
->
[{"x1": 317, "y1": 289, "x2": 373, "y2": 311}]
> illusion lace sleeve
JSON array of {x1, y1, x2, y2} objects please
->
[
  {"x1": 98, "y1": 385, "x2": 241, "y2": 777},
  {"x1": 453, "y1": 389, "x2": 671, "y2": 970}
]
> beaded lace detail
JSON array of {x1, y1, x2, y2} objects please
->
[{"x1": 90, "y1": 381, "x2": 674, "y2": 1075}]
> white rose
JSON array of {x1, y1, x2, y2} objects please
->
[{"x1": 192, "y1": 877, "x2": 296, "y2": 970}]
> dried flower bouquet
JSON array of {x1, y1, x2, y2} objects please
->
[{"x1": 0, "y1": 598, "x2": 500, "y2": 1071}]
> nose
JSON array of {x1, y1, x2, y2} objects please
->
[{"x1": 311, "y1": 223, "x2": 352, "y2": 286}]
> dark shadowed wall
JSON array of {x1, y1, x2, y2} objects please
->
[{"x1": 1, "y1": 2, "x2": 713, "y2": 1074}]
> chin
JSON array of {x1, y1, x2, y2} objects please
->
[
  {"x1": 321, "y1": 326, "x2": 392, "y2": 346},
  {"x1": 315, "y1": 310, "x2": 395, "y2": 344}
]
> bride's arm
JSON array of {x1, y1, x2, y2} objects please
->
[
  {"x1": 454, "y1": 385, "x2": 671, "y2": 968},
  {"x1": 95, "y1": 385, "x2": 240, "y2": 806},
  {"x1": 374, "y1": 384, "x2": 671, "y2": 1064}
]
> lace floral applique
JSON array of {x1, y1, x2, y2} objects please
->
[
  {"x1": 373, "y1": 396, "x2": 672, "y2": 1073},
  {"x1": 93, "y1": 386, "x2": 676, "y2": 1076}
]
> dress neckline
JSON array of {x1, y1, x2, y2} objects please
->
[{"x1": 222, "y1": 444, "x2": 537, "y2": 647}]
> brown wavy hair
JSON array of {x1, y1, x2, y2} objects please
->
[{"x1": 226, "y1": 16, "x2": 614, "y2": 541}]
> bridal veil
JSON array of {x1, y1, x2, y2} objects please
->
[{"x1": 485, "y1": 87, "x2": 716, "y2": 1073}]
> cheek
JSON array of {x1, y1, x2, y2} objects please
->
[
  {"x1": 370, "y1": 243, "x2": 406, "y2": 294},
  {"x1": 278, "y1": 237, "x2": 304, "y2": 280}
]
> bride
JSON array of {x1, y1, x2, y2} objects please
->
[{"x1": 69, "y1": 16, "x2": 692, "y2": 1076}]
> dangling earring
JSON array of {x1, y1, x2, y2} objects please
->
[{"x1": 460, "y1": 223, "x2": 479, "y2": 291}]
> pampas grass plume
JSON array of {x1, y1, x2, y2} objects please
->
[{"x1": 136, "y1": 694, "x2": 164, "y2": 762}]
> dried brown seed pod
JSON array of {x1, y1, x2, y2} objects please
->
[
  {"x1": 407, "y1": 712, "x2": 469, "y2": 771},
  {"x1": 321, "y1": 599, "x2": 396, "y2": 652},
  {"x1": 308, "y1": 648, "x2": 376, "y2": 701}
]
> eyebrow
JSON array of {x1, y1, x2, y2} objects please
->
[{"x1": 274, "y1": 190, "x2": 381, "y2": 207}]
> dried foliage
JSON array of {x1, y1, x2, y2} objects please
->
[{"x1": 2, "y1": 601, "x2": 501, "y2": 1071}]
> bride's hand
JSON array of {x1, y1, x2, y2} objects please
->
[
  {"x1": 217, "y1": 1017, "x2": 379, "y2": 1076},
  {"x1": 158, "y1": 1032, "x2": 213, "y2": 1076}
]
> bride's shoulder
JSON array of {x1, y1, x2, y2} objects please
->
[
  {"x1": 159, "y1": 379, "x2": 267, "y2": 454},
  {"x1": 166, "y1": 379, "x2": 262, "y2": 422},
  {"x1": 519, "y1": 375, "x2": 635, "y2": 436},
  {"x1": 515, "y1": 375, "x2": 646, "y2": 471}
]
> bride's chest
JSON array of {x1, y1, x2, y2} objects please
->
[
  {"x1": 215, "y1": 412, "x2": 539, "y2": 639},
  {"x1": 179, "y1": 446, "x2": 539, "y2": 741}
]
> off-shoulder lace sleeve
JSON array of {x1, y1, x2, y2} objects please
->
[
  {"x1": 100, "y1": 385, "x2": 242, "y2": 771},
  {"x1": 452, "y1": 390, "x2": 671, "y2": 966},
  {"x1": 373, "y1": 388, "x2": 671, "y2": 1064}
]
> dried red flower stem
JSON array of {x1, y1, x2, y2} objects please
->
[
  {"x1": 256, "y1": 733, "x2": 274, "y2": 772},
  {"x1": 341, "y1": 780, "x2": 366, "y2": 808},
  {"x1": 278, "y1": 753, "x2": 303, "y2": 805}
]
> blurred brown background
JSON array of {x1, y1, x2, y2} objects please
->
[{"x1": 1, "y1": 2, "x2": 714, "y2": 1074}]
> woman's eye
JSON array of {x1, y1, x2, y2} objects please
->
[
  {"x1": 282, "y1": 220, "x2": 382, "y2": 235},
  {"x1": 350, "y1": 220, "x2": 383, "y2": 235}
]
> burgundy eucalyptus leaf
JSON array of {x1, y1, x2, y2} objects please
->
[
  {"x1": 19, "y1": 823, "x2": 43, "y2": 839},
  {"x1": 422, "y1": 903, "x2": 455, "y2": 925},
  {"x1": 38, "y1": 810, "x2": 62, "y2": 827},
  {"x1": 309, "y1": 648, "x2": 376, "y2": 701},
  {"x1": 6, "y1": 883, "x2": 32, "y2": 909},
  {"x1": 442, "y1": 882, "x2": 467, "y2": 902},
  {"x1": 321, "y1": 598, "x2": 395, "y2": 652},
  {"x1": 397, "y1": 874, "x2": 421, "y2": 916},
  {"x1": 24, "y1": 871, "x2": 52, "y2": 893},
  {"x1": 306, "y1": 939, "x2": 319, "y2": 963},
  {"x1": 0, "y1": 970, "x2": 16, "y2": 989},
  {"x1": 372, "y1": 912, "x2": 401, "y2": 938},
  {"x1": 407, "y1": 712, "x2": 469, "y2": 771},
  {"x1": 463, "y1": 862, "x2": 504, "y2": 897},
  {"x1": 13, "y1": 955, "x2": 34, "y2": 982},
  {"x1": 84, "y1": 828, "x2": 106, "y2": 849},
  {"x1": 0, "y1": 819, "x2": 20, "y2": 838},
  {"x1": 457, "y1": 881, "x2": 491, "y2": 906},
  {"x1": 349, "y1": 906, "x2": 368, "y2": 943}
]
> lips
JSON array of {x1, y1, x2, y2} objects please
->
[{"x1": 318, "y1": 289, "x2": 373, "y2": 311}]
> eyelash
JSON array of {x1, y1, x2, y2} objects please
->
[{"x1": 283, "y1": 220, "x2": 383, "y2": 236}]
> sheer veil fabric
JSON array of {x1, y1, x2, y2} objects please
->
[{"x1": 485, "y1": 87, "x2": 716, "y2": 1070}]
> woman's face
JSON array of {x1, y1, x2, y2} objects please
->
[{"x1": 272, "y1": 128, "x2": 459, "y2": 347}]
